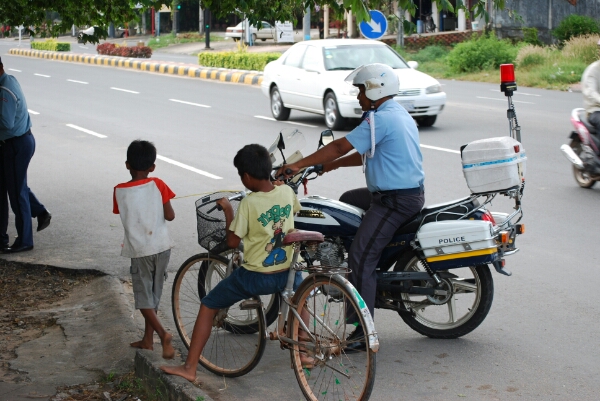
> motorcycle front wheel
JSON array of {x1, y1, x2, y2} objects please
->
[{"x1": 393, "y1": 252, "x2": 494, "y2": 339}]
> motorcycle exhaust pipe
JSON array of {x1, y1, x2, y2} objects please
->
[{"x1": 560, "y1": 144, "x2": 585, "y2": 170}]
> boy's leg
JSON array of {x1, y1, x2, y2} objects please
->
[
  {"x1": 139, "y1": 308, "x2": 175, "y2": 359},
  {"x1": 160, "y1": 305, "x2": 219, "y2": 382},
  {"x1": 130, "y1": 317, "x2": 154, "y2": 350}
]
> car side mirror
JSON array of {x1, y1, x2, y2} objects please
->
[
  {"x1": 318, "y1": 130, "x2": 334, "y2": 148},
  {"x1": 407, "y1": 61, "x2": 419, "y2": 70}
]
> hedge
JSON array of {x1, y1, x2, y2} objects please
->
[
  {"x1": 31, "y1": 40, "x2": 70, "y2": 52},
  {"x1": 96, "y1": 43, "x2": 152, "y2": 58},
  {"x1": 198, "y1": 52, "x2": 281, "y2": 71}
]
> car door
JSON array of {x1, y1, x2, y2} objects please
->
[
  {"x1": 259, "y1": 22, "x2": 274, "y2": 40},
  {"x1": 275, "y1": 44, "x2": 308, "y2": 107},
  {"x1": 296, "y1": 45, "x2": 325, "y2": 112}
]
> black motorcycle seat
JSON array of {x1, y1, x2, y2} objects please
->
[
  {"x1": 395, "y1": 196, "x2": 480, "y2": 235},
  {"x1": 578, "y1": 110, "x2": 598, "y2": 135}
]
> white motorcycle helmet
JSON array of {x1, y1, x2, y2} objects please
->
[{"x1": 344, "y1": 63, "x2": 399, "y2": 101}]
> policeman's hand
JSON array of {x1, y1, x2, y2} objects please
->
[{"x1": 276, "y1": 163, "x2": 300, "y2": 179}]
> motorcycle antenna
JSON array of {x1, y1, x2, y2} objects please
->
[{"x1": 500, "y1": 64, "x2": 521, "y2": 142}]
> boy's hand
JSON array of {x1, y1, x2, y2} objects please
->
[
  {"x1": 216, "y1": 197, "x2": 232, "y2": 212},
  {"x1": 265, "y1": 243, "x2": 274, "y2": 252}
]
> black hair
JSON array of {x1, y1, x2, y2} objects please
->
[
  {"x1": 233, "y1": 144, "x2": 272, "y2": 180},
  {"x1": 127, "y1": 140, "x2": 157, "y2": 171}
]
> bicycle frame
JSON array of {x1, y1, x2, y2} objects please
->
[{"x1": 268, "y1": 240, "x2": 380, "y2": 353}]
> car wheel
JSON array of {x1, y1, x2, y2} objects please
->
[
  {"x1": 261, "y1": 38, "x2": 266, "y2": 42},
  {"x1": 416, "y1": 115, "x2": 437, "y2": 127},
  {"x1": 119, "y1": 32, "x2": 125, "y2": 38},
  {"x1": 233, "y1": 37, "x2": 239, "y2": 42},
  {"x1": 324, "y1": 92, "x2": 346, "y2": 130},
  {"x1": 251, "y1": 33, "x2": 257, "y2": 43},
  {"x1": 271, "y1": 86, "x2": 291, "y2": 121}
]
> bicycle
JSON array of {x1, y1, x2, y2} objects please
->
[{"x1": 171, "y1": 190, "x2": 379, "y2": 401}]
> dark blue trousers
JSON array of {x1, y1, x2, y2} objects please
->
[{"x1": 0, "y1": 131, "x2": 45, "y2": 248}]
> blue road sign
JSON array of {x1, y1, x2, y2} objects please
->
[{"x1": 359, "y1": 10, "x2": 387, "y2": 40}]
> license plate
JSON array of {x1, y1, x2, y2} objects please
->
[{"x1": 398, "y1": 100, "x2": 415, "y2": 111}]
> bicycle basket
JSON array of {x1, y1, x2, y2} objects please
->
[{"x1": 196, "y1": 191, "x2": 242, "y2": 251}]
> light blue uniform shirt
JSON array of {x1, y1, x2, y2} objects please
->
[
  {"x1": 345, "y1": 100, "x2": 424, "y2": 193},
  {"x1": 0, "y1": 72, "x2": 32, "y2": 141}
]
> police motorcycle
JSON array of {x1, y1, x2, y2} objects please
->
[
  {"x1": 267, "y1": 64, "x2": 526, "y2": 339},
  {"x1": 560, "y1": 108, "x2": 600, "y2": 188}
]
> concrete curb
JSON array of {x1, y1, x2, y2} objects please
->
[
  {"x1": 134, "y1": 349, "x2": 215, "y2": 401},
  {"x1": 8, "y1": 48, "x2": 263, "y2": 86}
]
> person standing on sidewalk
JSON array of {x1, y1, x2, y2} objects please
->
[{"x1": 0, "y1": 56, "x2": 51, "y2": 253}]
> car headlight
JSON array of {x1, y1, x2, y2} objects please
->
[
  {"x1": 426, "y1": 84, "x2": 442, "y2": 94},
  {"x1": 341, "y1": 83, "x2": 359, "y2": 96}
]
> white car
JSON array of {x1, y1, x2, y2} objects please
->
[
  {"x1": 261, "y1": 39, "x2": 446, "y2": 129},
  {"x1": 225, "y1": 21, "x2": 275, "y2": 42}
]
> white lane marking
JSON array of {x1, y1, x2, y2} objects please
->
[
  {"x1": 67, "y1": 79, "x2": 89, "y2": 84},
  {"x1": 66, "y1": 124, "x2": 107, "y2": 138},
  {"x1": 169, "y1": 99, "x2": 211, "y2": 108},
  {"x1": 79, "y1": 46, "x2": 89, "y2": 49},
  {"x1": 490, "y1": 89, "x2": 540, "y2": 97},
  {"x1": 111, "y1": 87, "x2": 139, "y2": 94},
  {"x1": 420, "y1": 144, "x2": 460, "y2": 154},
  {"x1": 156, "y1": 155, "x2": 222, "y2": 179},
  {"x1": 28, "y1": 109, "x2": 40, "y2": 115},
  {"x1": 254, "y1": 115, "x2": 317, "y2": 128},
  {"x1": 476, "y1": 96, "x2": 534, "y2": 104},
  {"x1": 34, "y1": 73, "x2": 50, "y2": 78},
  {"x1": 8, "y1": 69, "x2": 21, "y2": 72}
]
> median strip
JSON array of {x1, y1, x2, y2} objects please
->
[{"x1": 8, "y1": 48, "x2": 264, "y2": 87}]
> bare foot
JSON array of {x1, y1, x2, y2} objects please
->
[
  {"x1": 130, "y1": 340, "x2": 153, "y2": 350},
  {"x1": 161, "y1": 333, "x2": 175, "y2": 360},
  {"x1": 160, "y1": 365, "x2": 197, "y2": 382}
]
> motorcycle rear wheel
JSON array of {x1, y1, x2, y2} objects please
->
[
  {"x1": 570, "y1": 140, "x2": 596, "y2": 188},
  {"x1": 393, "y1": 252, "x2": 494, "y2": 339}
]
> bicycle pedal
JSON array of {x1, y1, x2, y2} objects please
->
[{"x1": 240, "y1": 299, "x2": 262, "y2": 310}]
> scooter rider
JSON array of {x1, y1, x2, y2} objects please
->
[
  {"x1": 582, "y1": 39, "x2": 600, "y2": 136},
  {"x1": 278, "y1": 63, "x2": 425, "y2": 351}
]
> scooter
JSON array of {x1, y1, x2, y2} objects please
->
[{"x1": 560, "y1": 108, "x2": 600, "y2": 188}]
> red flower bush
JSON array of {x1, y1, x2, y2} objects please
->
[{"x1": 96, "y1": 43, "x2": 152, "y2": 58}]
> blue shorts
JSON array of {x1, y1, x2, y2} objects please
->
[{"x1": 202, "y1": 267, "x2": 303, "y2": 310}]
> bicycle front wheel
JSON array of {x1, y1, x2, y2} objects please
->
[
  {"x1": 288, "y1": 275, "x2": 376, "y2": 401},
  {"x1": 171, "y1": 253, "x2": 267, "y2": 377}
]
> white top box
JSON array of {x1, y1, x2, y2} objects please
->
[
  {"x1": 461, "y1": 137, "x2": 526, "y2": 194},
  {"x1": 417, "y1": 220, "x2": 496, "y2": 257}
]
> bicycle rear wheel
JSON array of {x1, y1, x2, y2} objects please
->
[
  {"x1": 288, "y1": 275, "x2": 376, "y2": 401},
  {"x1": 171, "y1": 253, "x2": 267, "y2": 377}
]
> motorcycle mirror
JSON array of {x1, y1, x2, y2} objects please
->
[
  {"x1": 319, "y1": 130, "x2": 334, "y2": 148},
  {"x1": 277, "y1": 132, "x2": 287, "y2": 165}
]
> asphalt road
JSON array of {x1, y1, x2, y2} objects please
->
[{"x1": 1, "y1": 50, "x2": 599, "y2": 400}]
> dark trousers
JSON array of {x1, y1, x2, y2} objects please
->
[
  {"x1": 340, "y1": 187, "x2": 425, "y2": 320},
  {"x1": 0, "y1": 131, "x2": 45, "y2": 247},
  {"x1": 588, "y1": 111, "x2": 600, "y2": 130}
]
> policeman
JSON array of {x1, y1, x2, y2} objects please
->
[
  {"x1": 0, "y1": 56, "x2": 51, "y2": 253},
  {"x1": 278, "y1": 63, "x2": 425, "y2": 351}
]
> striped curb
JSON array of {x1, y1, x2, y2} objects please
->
[{"x1": 8, "y1": 48, "x2": 263, "y2": 86}]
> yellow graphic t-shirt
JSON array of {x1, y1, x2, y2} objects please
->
[{"x1": 229, "y1": 185, "x2": 301, "y2": 273}]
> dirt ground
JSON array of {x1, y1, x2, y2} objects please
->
[{"x1": 0, "y1": 260, "x2": 157, "y2": 401}]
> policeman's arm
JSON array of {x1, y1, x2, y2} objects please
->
[
  {"x1": 322, "y1": 152, "x2": 362, "y2": 173},
  {"x1": 0, "y1": 90, "x2": 17, "y2": 130},
  {"x1": 278, "y1": 137, "x2": 354, "y2": 177}
]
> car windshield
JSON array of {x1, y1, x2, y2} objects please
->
[{"x1": 322, "y1": 45, "x2": 409, "y2": 71}]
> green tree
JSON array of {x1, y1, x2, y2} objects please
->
[{"x1": 0, "y1": 0, "x2": 508, "y2": 43}]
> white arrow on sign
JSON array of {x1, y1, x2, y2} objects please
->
[{"x1": 366, "y1": 19, "x2": 381, "y2": 33}]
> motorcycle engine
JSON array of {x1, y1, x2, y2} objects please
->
[{"x1": 312, "y1": 238, "x2": 347, "y2": 269}]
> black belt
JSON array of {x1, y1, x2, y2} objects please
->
[
  {"x1": 372, "y1": 186, "x2": 424, "y2": 196},
  {"x1": 0, "y1": 130, "x2": 31, "y2": 144}
]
